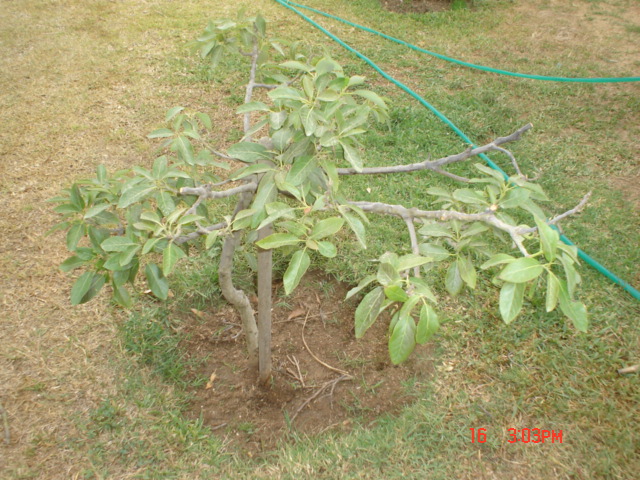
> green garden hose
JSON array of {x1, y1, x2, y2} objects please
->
[
  {"x1": 273, "y1": 0, "x2": 640, "y2": 301},
  {"x1": 281, "y1": 0, "x2": 640, "y2": 83}
]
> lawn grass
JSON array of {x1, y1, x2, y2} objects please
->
[{"x1": 4, "y1": 0, "x2": 639, "y2": 478}]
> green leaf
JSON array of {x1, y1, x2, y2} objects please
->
[
  {"x1": 147, "y1": 128, "x2": 174, "y2": 139},
  {"x1": 286, "y1": 155, "x2": 317, "y2": 186},
  {"x1": 205, "y1": 231, "x2": 220, "y2": 250},
  {"x1": 145, "y1": 263, "x2": 169, "y2": 300},
  {"x1": 142, "y1": 237, "x2": 162, "y2": 255},
  {"x1": 535, "y1": 217, "x2": 559, "y2": 262},
  {"x1": 112, "y1": 284, "x2": 133, "y2": 308},
  {"x1": 397, "y1": 254, "x2": 433, "y2": 273},
  {"x1": 256, "y1": 233, "x2": 301, "y2": 249},
  {"x1": 416, "y1": 304, "x2": 439, "y2": 344},
  {"x1": 354, "y1": 286, "x2": 385, "y2": 338},
  {"x1": 453, "y1": 189, "x2": 487, "y2": 206},
  {"x1": 173, "y1": 135, "x2": 195, "y2": 164},
  {"x1": 236, "y1": 101, "x2": 271, "y2": 114},
  {"x1": 310, "y1": 217, "x2": 344, "y2": 240},
  {"x1": 231, "y1": 163, "x2": 275, "y2": 181},
  {"x1": 559, "y1": 254, "x2": 581, "y2": 297},
  {"x1": 353, "y1": 89, "x2": 386, "y2": 109},
  {"x1": 66, "y1": 224, "x2": 84, "y2": 251},
  {"x1": 384, "y1": 285, "x2": 409, "y2": 302},
  {"x1": 283, "y1": 250, "x2": 310, "y2": 295},
  {"x1": 558, "y1": 281, "x2": 588, "y2": 332},
  {"x1": 340, "y1": 209, "x2": 367, "y2": 248},
  {"x1": 408, "y1": 277, "x2": 437, "y2": 303},
  {"x1": 118, "y1": 184, "x2": 155, "y2": 209},
  {"x1": 345, "y1": 274, "x2": 376, "y2": 300},
  {"x1": 165, "y1": 106, "x2": 185, "y2": 122},
  {"x1": 418, "y1": 243, "x2": 450, "y2": 262},
  {"x1": 155, "y1": 192, "x2": 176, "y2": 217},
  {"x1": 480, "y1": 253, "x2": 516, "y2": 270},
  {"x1": 445, "y1": 262, "x2": 463, "y2": 296},
  {"x1": 377, "y1": 262, "x2": 400, "y2": 287},
  {"x1": 339, "y1": 140, "x2": 362, "y2": 172},
  {"x1": 250, "y1": 171, "x2": 277, "y2": 215},
  {"x1": 317, "y1": 241, "x2": 337, "y2": 258},
  {"x1": 101, "y1": 236, "x2": 138, "y2": 252},
  {"x1": 499, "y1": 257, "x2": 544, "y2": 283},
  {"x1": 60, "y1": 255, "x2": 86, "y2": 272},
  {"x1": 418, "y1": 222, "x2": 453, "y2": 238},
  {"x1": 268, "y1": 86, "x2": 306, "y2": 101},
  {"x1": 279, "y1": 60, "x2": 312, "y2": 72},
  {"x1": 500, "y1": 188, "x2": 530, "y2": 209},
  {"x1": 162, "y1": 242, "x2": 186, "y2": 276},
  {"x1": 389, "y1": 311, "x2": 416, "y2": 365},
  {"x1": 83, "y1": 203, "x2": 110, "y2": 219},
  {"x1": 457, "y1": 256, "x2": 477, "y2": 289},
  {"x1": 546, "y1": 273, "x2": 560, "y2": 312},
  {"x1": 227, "y1": 142, "x2": 270, "y2": 163},
  {"x1": 70, "y1": 272, "x2": 105, "y2": 305},
  {"x1": 499, "y1": 282, "x2": 525, "y2": 324}
]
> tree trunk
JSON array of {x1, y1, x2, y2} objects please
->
[{"x1": 257, "y1": 223, "x2": 273, "y2": 384}]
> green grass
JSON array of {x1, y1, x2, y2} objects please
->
[{"x1": 60, "y1": 0, "x2": 640, "y2": 478}]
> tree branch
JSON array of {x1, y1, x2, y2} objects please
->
[
  {"x1": 348, "y1": 201, "x2": 532, "y2": 256},
  {"x1": 336, "y1": 124, "x2": 533, "y2": 178},
  {"x1": 520, "y1": 192, "x2": 592, "y2": 234},
  {"x1": 179, "y1": 182, "x2": 257, "y2": 199}
]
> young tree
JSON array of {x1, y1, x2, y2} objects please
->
[{"x1": 50, "y1": 13, "x2": 589, "y2": 384}]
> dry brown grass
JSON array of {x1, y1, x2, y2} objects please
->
[{"x1": 1, "y1": 0, "x2": 638, "y2": 478}]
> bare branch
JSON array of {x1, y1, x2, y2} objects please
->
[
  {"x1": 179, "y1": 182, "x2": 257, "y2": 199},
  {"x1": 174, "y1": 221, "x2": 227, "y2": 245},
  {"x1": 337, "y1": 124, "x2": 533, "y2": 178},
  {"x1": 402, "y1": 215, "x2": 421, "y2": 277},
  {"x1": 520, "y1": 192, "x2": 592, "y2": 234},
  {"x1": 349, "y1": 201, "x2": 532, "y2": 256}
]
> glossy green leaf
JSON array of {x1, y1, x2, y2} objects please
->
[
  {"x1": 71, "y1": 271, "x2": 105, "y2": 305},
  {"x1": 445, "y1": 261, "x2": 463, "y2": 296},
  {"x1": 499, "y1": 281, "x2": 525, "y2": 324},
  {"x1": 317, "y1": 241, "x2": 337, "y2": 258},
  {"x1": 389, "y1": 311, "x2": 416, "y2": 365},
  {"x1": 117, "y1": 185, "x2": 155, "y2": 209},
  {"x1": 255, "y1": 233, "x2": 301, "y2": 249},
  {"x1": 340, "y1": 209, "x2": 366, "y2": 248},
  {"x1": 345, "y1": 274, "x2": 376, "y2": 300},
  {"x1": 101, "y1": 236, "x2": 138, "y2": 252},
  {"x1": 339, "y1": 140, "x2": 362, "y2": 172},
  {"x1": 418, "y1": 243, "x2": 450, "y2": 262},
  {"x1": 59, "y1": 255, "x2": 86, "y2": 272},
  {"x1": 384, "y1": 285, "x2": 409, "y2": 302},
  {"x1": 112, "y1": 283, "x2": 133, "y2": 308},
  {"x1": 535, "y1": 217, "x2": 559, "y2": 262},
  {"x1": 354, "y1": 286, "x2": 384, "y2": 338},
  {"x1": 227, "y1": 141, "x2": 270, "y2": 163},
  {"x1": 162, "y1": 242, "x2": 186, "y2": 276},
  {"x1": 499, "y1": 257, "x2": 544, "y2": 283},
  {"x1": 500, "y1": 188, "x2": 530, "y2": 209},
  {"x1": 457, "y1": 256, "x2": 477, "y2": 289},
  {"x1": 558, "y1": 281, "x2": 588, "y2": 332},
  {"x1": 310, "y1": 217, "x2": 344, "y2": 240},
  {"x1": 283, "y1": 249, "x2": 310, "y2": 295},
  {"x1": 145, "y1": 263, "x2": 169, "y2": 300},
  {"x1": 453, "y1": 188, "x2": 487, "y2": 206},
  {"x1": 286, "y1": 155, "x2": 317, "y2": 186},
  {"x1": 546, "y1": 273, "x2": 560, "y2": 312},
  {"x1": 480, "y1": 253, "x2": 516, "y2": 270},
  {"x1": 377, "y1": 262, "x2": 400, "y2": 287},
  {"x1": 397, "y1": 254, "x2": 433, "y2": 273},
  {"x1": 66, "y1": 224, "x2": 84, "y2": 251},
  {"x1": 416, "y1": 303, "x2": 439, "y2": 344}
]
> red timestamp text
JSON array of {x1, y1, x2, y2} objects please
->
[{"x1": 470, "y1": 428, "x2": 563, "y2": 444}]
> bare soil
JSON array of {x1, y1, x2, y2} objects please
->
[
  {"x1": 381, "y1": 0, "x2": 452, "y2": 14},
  {"x1": 182, "y1": 271, "x2": 433, "y2": 454}
]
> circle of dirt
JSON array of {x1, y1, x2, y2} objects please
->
[
  {"x1": 381, "y1": 0, "x2": 452, "y2": 14},
  {"x1": 181, "y1": 271, "x2": 434, "y2": 455}
]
